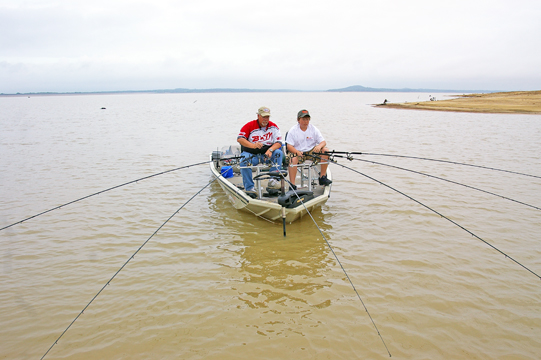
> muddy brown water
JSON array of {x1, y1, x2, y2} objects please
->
[{"x1": 1, "y1": 92, "x2": 540, "y2": 359}]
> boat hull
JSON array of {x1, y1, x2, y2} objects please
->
[{"x1": 210, "y1": 149, "x2": 331, "y2": 223}]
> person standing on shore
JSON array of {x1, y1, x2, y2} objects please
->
[
  {"x1": 237, "y1": 106, "x2": 284, "y2": 193},
  {"x1": 286, "y1": 109, "x2": 332, "y2": 189}
]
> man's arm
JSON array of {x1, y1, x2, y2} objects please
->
[
  {"x1": 264, "y1": 142, "x2": 282, "y2": 158},
  {"x1": 287, "y1": 143, "x2": 303, "y2": 157},
  {"x1": 269, "y1": 142, "x2": 282, "y2": 152},
  {"x1": 313, "y1": 140, "x2": 327, "y2": 153}
]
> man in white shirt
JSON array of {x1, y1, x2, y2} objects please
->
[{"x1": 286, "y1": 109, "x2": 332, "y2": 189}]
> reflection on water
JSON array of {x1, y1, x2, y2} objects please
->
[
  {"x1": 203, "y1": 180, "x2": 352, "y2": 344},
  {"x1": 232, "y1": 229, "x2": 333, "y2": 306},
  {"x1": 209, "y1": 181, "x2": 335, "y2": 309}
]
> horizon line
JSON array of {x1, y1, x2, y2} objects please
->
[{"x1": 1, "y1": 85, "x2": 505, "y2": 96}]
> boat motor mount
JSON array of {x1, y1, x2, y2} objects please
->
[{"x1": 278, "y1": 190, "x2": 314, "y2": 208}]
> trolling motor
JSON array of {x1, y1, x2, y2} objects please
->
[
  {"x1": 259, "y1": 170, "x2": 291, "y2": 236},
  {"x1": 267, "y1": 170, "x2": 315, "y2": 237}
]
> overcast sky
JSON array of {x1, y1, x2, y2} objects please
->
[{"x1": 1, "y1": 0, "x2": 540, "y2": 93}]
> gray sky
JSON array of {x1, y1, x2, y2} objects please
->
[{"x1": 1, "y1": 0, "x2": 540, "y2": 93}]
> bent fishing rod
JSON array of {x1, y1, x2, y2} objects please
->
[
  {"x1": 329, "y1": 160, "x2": 541, "y2": 281},
  {"x1": 40, "y1": 177, "x2": 218, "y2": 360},
  {"x1": 297, "y1": 196, "x2": 391, "y2": 357},
  {"x1": 320, "y1": 151, "x2": 541, "y2": 180},
  {"x1": 267, "y1": 169, "x2": 391, "y2": 357},
  {"x1": 327, "y1": 154, "x2": 541, "y2": 212},
  {"x1": 0, "y1": 159, "x2": 225, "y2": 232}
]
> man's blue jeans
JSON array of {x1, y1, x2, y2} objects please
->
[{"x1": 240, "y1": 149, "x2": 283, "y2": 191}]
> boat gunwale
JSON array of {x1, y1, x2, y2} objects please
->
[{"x1": 209, "y1": 153, "x2": 331, "y2": 221}]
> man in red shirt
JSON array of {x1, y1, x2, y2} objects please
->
[{"x1": 237, "y1": 106, "x2": 284, "y2": 193}]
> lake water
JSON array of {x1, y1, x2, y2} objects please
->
[{"x1": 1, "y1": 92, "x2": 540, "y2": 359}]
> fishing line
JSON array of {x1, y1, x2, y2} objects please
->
[
  {"x1": 340, "y1": 155, "x2": 541, "y2": 211},
  {"x1": 1, "y1": 160, "x2": 212, "y2": 232},
  {"x1": 276, "y1": 171, "x2": 392, "y2": 357},
  {"x1": 325, "y1": 151, "x2": 541, "y2": 180},
  {"x1": 40, "y1": 177, "x2": 218, "y2": 360},
  {"x1": 332, "y1": 161, "x2": 541, "y2": 281}
]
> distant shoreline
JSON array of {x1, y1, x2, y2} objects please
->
[
  {"x1": 0, "y1": 84, "x2": 499, "y2": 97},
  {"x1": 0, "y1": 89, "x2": 308, "y2": 97},
  {"x1": 375, "y1": 90, "x2": 541, "y2": 115}
]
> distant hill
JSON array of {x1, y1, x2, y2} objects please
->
[
  {"x1": 153, "y1": 88, "x2": 301, "y2": 93},
  {"x1": 2, "y1": 85, "x2": 497, "y2": 96},
  {"x1": 327, "y1": 85, "x2": 495, "y2": 93}
]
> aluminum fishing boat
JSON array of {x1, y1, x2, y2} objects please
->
[{"x1": 210, "y1": 145, "x2": 332, "y2": 223}]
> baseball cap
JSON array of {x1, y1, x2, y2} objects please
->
[
  {"x1": 257, "y1": 106, "x2": 271, "y2": 117},
  {"x1": 297, "y1": 109, "x2": 310, "y2": 118}
]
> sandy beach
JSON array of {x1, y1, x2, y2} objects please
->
[{"x1": 376, "y1": 90, "x2": 541, "y2": 114}]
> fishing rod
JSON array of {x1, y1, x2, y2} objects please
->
[
  {"x1": 281, "y1": 172, "x2": 391, "y2": 357},
  {"x1": 239, "y1": 152, "x2": 281, "y2": 167},
  {"x1": 40, "y1": 177, "x2": 218, "y2": 360},
  {"x1": 331, "y1": 155, "x2": 541, "y2": 212},
  {"x1": 260, "y1": 166, "x2": 391, "y2": 356},
  {"x1": 322, "y1": 151, "x2": 541, "y2": 180},
  {"x1": 331, "y1": 160, "x2": 541, "y2": 281},
  {"x1": 1, "y1": 160, "x2": 213, "y2": 232}
]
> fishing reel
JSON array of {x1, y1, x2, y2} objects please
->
[
  {"x1": 242, "y1": 153, "x2": 278, "y2": 167},
  {"x1": 240, "y1": 154, "x2": 257, "y2": 166}
]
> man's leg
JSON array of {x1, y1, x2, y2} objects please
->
[
  {"x1": 288, "y1": 154, "x2": 298, "y2": 186},
  {"x1": 318, "y1": 147, "x2": 332, "y2": 185},
  {"x1": 269, "y1": 149, "x2": 283, "y2": 172},
  {"x1": 240, "y1": 152, "x2": 257, "y2": 191}
]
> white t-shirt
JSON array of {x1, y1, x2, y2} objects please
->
[{"x1": 286, "y1": 123, "x2": 325, "y2": 152}]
